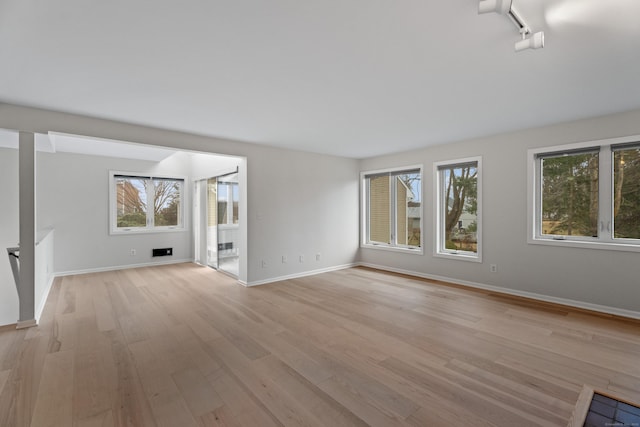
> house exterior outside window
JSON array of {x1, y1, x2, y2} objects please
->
[{"x1": 361, "y1": 166, "x2": 422, "y2": 252}]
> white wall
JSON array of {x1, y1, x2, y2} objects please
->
[
  {"x1": 359, "y1": 109, "x2": 640, "y2": 315},
  {"x1": 0, "y1": 148, "x2": 19, "y2": 325},
  {"x1": 248, "y1": 147, "x2": 359, "y2": 283},
  {"x1": 36, "y1": 151, "x2": 194, "y2": 274},
  {"x1": 0, "y1": 103, "x2": 361, "y2": 287}
]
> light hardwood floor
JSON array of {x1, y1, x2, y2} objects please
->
[{"x1": 0, "y1": 264, "x2": 639, "y2": 426}]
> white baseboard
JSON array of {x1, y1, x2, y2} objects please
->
[
  {"x1": 54, "y1": 258, "x2": 193, "y2": 277},
  {"x1": 358, "y1": 262, "x2": 640, "y2": 321},
  {"x1": 16, "y1": 319, "x2": 37, "y2": 329},
  {"x1": 241, "y1": 263, "x2": 358, "y2": 287}
]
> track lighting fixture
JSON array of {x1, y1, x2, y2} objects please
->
[
  {"x1": 515, "y1": 31, "x2": 544, "y2": 52},
  {"x1": 478, "y1": 0, "x2": 545, "y2": 52},
  {"x1": 478, "y1": 0, "x2": 512, "y2": 15}
]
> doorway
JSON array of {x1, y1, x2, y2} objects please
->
[{"x1": 196, "y1": 170, "x2": 240, "y2": 278}]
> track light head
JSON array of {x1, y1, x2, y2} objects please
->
[
  {"x1": 478, "y1": 0, "x2": 512, "y2": 15},
  {"x1": 478, "y1": 0, "x2": 547, "y2": 52},
  {"x1": 515, "y1": 31, "x2": 545, "y2": 52}
]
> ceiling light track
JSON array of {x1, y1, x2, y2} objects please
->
[
  {"x1": 478, "y1": 0, "x2": 545, "y2": 52},
  {"x1": 507, "y1": 8, "x2": 529, "y2": 35}
]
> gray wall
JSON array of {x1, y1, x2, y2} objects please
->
[
  {"x1": 249, "y1": 147, "x2": 359, "y2": 282},
  {"x1": 36, "y1": 151, "x2": 194, "y2": 274},
  {"x1": 359, "y1": 108, "x2": 640, "y2": 314},
  {"x1": 6, "y1": 102, "x2": 637, "y2": 319},
  {"x1": 0, "y1": 148, "x2": 19, "y2": 325},
  {"x1": 0, "y1": 103, "x2": 361, "y2": 288}
]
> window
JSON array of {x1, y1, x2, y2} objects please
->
[
  {"x1": 435, "y1": 157, "x2": 481, "y2": 261},
  {"x1": 529, "y1": 135, "x2": 640, "y2": 250},
  {"x1": 613, "y1": 145, "x2": 640, "y2": 239},
  {"x1": 362, "y1": 166, "x2": 422, "y2": 251},
  {"x1": 217, "y1": 179, "x2": 239, "y2": 225},
  {"x1": 110, "y1": 172, "x2": 185, "y2": 233},
  {"x1": 539, "y1": 149, "x2": 599, "y2": 238}
]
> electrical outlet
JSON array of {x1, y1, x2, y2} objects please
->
[
  {"x1": 490, "y1": 264, "x2": 497, "y2": 273},
  {"x1": 299, "y1": 255, "x2": 304, "y2": 263},
  {"x1": 316, "y1": 253, "x2": 321, "y2": 261},
  {"x1": 130, "y1": 249, "x2": 136, "y2": 256},
  {"x1": 282, "y1": 255, "x2": 287, "y2": 264},
  {"x1": 261, "y1": 260, "x2": 267, "y2": 268}
]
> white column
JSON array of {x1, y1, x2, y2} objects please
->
[{"x1": 18, "y1": 131, "x2": 36, "y2": 328}]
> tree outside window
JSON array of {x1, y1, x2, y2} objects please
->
[
  {"x1": 541, "y1": 151, "x2": 599, "y2": 237},
  {"x1": 113, "y1": 174, "x2": 184, "y2": 233},
  {"x1": 436, "y1": 158, "x2": 481, "y2": 260},
  {"x1": 613, "y1": 146, "x2": 640, "y2": 239},
  {"x1": 531, "y1": 138, "x2": 640, "y2": 250}
]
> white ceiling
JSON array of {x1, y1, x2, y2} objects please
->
[{"x1": 1, "y1": 0, "x2": 639, "y2": 159}]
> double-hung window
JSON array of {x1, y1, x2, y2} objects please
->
[
  {"x1": 110, "y1": 172, "x2": 185, "y2": 234},
  {"x1": 362, "y1": 166, "x2": 422, "y2": 252},
  {"x1": 529, "y1": 135, "x2": 640, "y2": 250},
  {"x1": 434, "y1": 157, "x2": 482, "y2": 261}
]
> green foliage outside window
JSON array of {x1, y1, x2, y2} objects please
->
[
  {"x1": 541, "y1": 152, "x2": 599, "y2": 237},
  {"x1": 613, "y1": 147, "x2": 640, "y2": 239},
  {"x1": 540, "y1": 146, "x2": 640, "y2": 240}
]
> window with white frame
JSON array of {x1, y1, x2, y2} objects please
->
[
  {"x1": 217, "y1": 177, "x2": 239, "y2": 226},
  {"x1": 362, "y1": 167, "x2": 422, "y2": 251},
  {"x1": 435, "y1": 157, "x2": 481, "y2": 261},
  {"x1": 529, "y1": 136, "x2": 640, "y2": 250},
  {"x1": 110, "y1": 172, "x2": 185, "y2": 233}
]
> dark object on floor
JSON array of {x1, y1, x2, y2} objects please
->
[{"x1": 584, "y1": 393, "x2": 640, "y2": 427}]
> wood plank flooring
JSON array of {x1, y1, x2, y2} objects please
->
[{"x1": 1, "y1": 263, "x2": 639, "y2": 426}]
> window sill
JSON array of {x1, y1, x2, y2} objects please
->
[
  {"x1": 434, "y1": 251, "x2": 481, "y2": 263},
  {"x1": 110, "y1": 227, "x2": 187, "y2": 236},
  {"x1": 528, "y1": 237, "x2": 640, "y2": 253},
  {"x1": 361, "y1": 243, "x2": 424, "y2": 255}
]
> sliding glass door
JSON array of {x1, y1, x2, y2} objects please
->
[
  {"x1": 195, "y1": 171, "x2": 240, "y2": 278},
  {"x1": 206, "y1": 177, "x2": 218, "y2": 269},
  {"x1": 216, "y1": 173, "x2": 239, "y2": 277}
]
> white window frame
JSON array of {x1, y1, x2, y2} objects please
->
[
  {"x1": 360, "y1": 165, "x2": 423, "y2": 254},
  {"x1": 434, "y1": 156, "x2": 482, "y2": 262},
  {"x1": 527, "y1": 134, "x2": 640, "y2": 252},
  {"x1": 217, "y1": 178, "x2": 239, "y2": 227},
  {"x1": 109, "y1": 171, "x2": 187, "y2": 235}
]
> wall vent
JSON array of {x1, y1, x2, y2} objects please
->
[
  {"x1": 152, "y1": 248, "x2": 173, "y2": 257},
  {"x1": 218, "y1": 242, "x2": 233, "y2": 251}
]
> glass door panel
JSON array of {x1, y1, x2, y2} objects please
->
[
  {"x1": 217, "y1": 173, "x2": 239, "y2": 277},
  {"x1": 206, "y1": 177, "x2": 218, "y2": 269}
]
